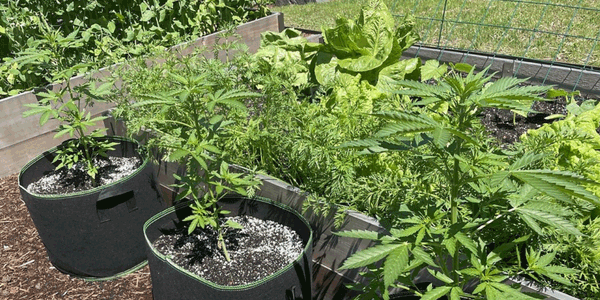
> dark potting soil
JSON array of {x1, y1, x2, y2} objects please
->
[
  {"x1": 480, "y1": 98, "x2": 575, "y2": 145},
  {"x1": 152, "y1": 215, "x2": 304, "y2": 286},
  {"x1": 27, "y1": 156, "x2": 141, "y2": 195}
]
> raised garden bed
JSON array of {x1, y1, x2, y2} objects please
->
[
  {"x1": 0, "y1": 163, "x2": 584, "y2": 299},
  {"x1": 2, "y1": 8, "x2": 598, "y2": 299}
]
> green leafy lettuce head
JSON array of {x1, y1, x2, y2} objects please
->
[
  {"x1": 321, "y1": 0, "x2": 419, "y2": 76},
  {"x1": 522, "y1": 102, "x2": 600, "y2": 199}
]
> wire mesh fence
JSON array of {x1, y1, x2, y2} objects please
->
[{"x1": 391, "y1": 0, "x2": 600, "y2": 95}]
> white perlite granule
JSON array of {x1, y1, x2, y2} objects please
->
[
  {"x1": 27, "y1": 156, "x2": 141, "y2": 195},
  {"x1": 153, "y1": 215, "x2": 305, "y2": 286}
]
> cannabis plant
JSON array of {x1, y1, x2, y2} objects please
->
[
  {"x1": 127, "y1": 59, "x2": 261, "y2": 261},
  {"x1": 337, "y1": 64, "x2": 600, "y2": 299},
  {"x1": 23, "y1": 63, "x2": 118, "y2": 186}
]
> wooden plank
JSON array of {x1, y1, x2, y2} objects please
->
[
  {"x1": 402, "y1": 45, "x2": 600, "y2": 97},
  {"x1": 0, "y1": 68, "x2": 115, "y2": 151},
  {"x1": 0, "y1": 115, "x2": 108, "y2": 176}
]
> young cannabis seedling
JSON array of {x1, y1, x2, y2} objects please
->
[
  {"x1": 337, "y1": 64, "x2": 600, "y2": 300},
  {"x1": 23, "y1": 63, "x2": 117, "y2": 186},
  {"x1": 130, "y1": 69, "x2": 261, "y2": 261}
]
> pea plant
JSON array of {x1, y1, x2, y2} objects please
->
[
  {"x1": 128, "y1": 64, "x2": 261, "y2": 261},
  {"x1": 22, "y1": 63, "x2": 117, "y2": 186},
  {"x1": 337, "y1": 64, "x2": 600, "y2": 299}
]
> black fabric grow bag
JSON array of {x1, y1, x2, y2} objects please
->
[
  {"x1": 18, "y1": 136, "x2": 165, "y2": 279},
  {"x1": 144, "y1": 196, "x2": 313, "y2": 300}
]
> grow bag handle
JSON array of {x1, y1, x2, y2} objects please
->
[
  {"x1": 286, "y1": 285, "x2": 296, "y2": 300},
  {"x1": 96, "y1": 189, "x2": 138, "y2": 223}
]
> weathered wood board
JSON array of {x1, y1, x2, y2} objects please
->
[{"x1": 402, "y1": 45, "x2": 600, "y2": 97}]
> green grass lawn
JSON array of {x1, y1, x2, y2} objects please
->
[{"x1": 275, "y1": 0, "x2": 600, "y2": 67}]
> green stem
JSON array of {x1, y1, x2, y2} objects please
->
[
  {"x1": 219, "y1": 231, "x2": 231, "y2": 262},
  {"x1": 451, "y1": 155, "x2": 460, "y2": 283}
]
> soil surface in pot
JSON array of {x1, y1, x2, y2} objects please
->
[
  {"x1": 27, "y1": 156, "x2": 141, "y2": 195},
  {"x1": 0, "y1": 174, "x2": 153, "y2": 299},
  {"x1": 480, "y1": 96, "x2": 599, "y2": 145},
  {"x1": 153, "y1": 215, "x2": 304, "y2": 286}
]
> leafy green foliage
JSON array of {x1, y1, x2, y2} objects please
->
[
  {"x1": 0, "y1": 0, "x2": 270, "y2": 96},
  {"x1": 115, "y1": 46, "x2": 261, "y2": 261},
  {"x1": 518, "y1": 89, "x2": 600, "y2": 299},
  {"x1": 336, "y1": 64, "x2": 599, "y2": 299},
  {"x1": 22, "y1": 63, "x2": 118, "y2": 184},
  {"x1": 317, "y1": 0, "x2": 421, "y2": 88},
  {"x1": 252, "y1": 0, "x2": 422, "y2": 111}
]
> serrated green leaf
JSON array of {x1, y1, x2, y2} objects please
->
[
  {"x1": 393, "y1": 225, "x2": 422, "y2": 237},
  {"x1": 450, "y1": 287, "x2": 461, "y2": 300},
  {"x1": 543, "y1": 272, "x2": 573, "y2": 286},
  {"x1": 376, "y1": 119, "x2": 436, "y2": 137},
  {"x1": 442, "y1": 237, "x2": 457, "y2": 257},
  {"x1": 426, "y1": 269, "x2": 454, "y2": 284},
  {"x1": 473, "y1": 282, "x2": 487, "y2": 294},
  {"x1": 169, "y1": 149, "x2": 188, "y2": 161},
  {"x1": 421, "y1": 286, "x2": 452, "y2": 300},
  {"x1": 519, "y1": 214, "x2": 544, "y2": 236},
  {"x1": 383, "y1": 244, "x2": 409, "y2": 287},
  {"x1": 517, "y1": 208, "x2": 582, "y2": 236},
  {"x1": 411, "y1": 246, "x2": 438, "y2": 267},
  {"x1": 39, "y1": 111, "x2": 51, "y2": 126},
  {"x1": 510, "y1": 153, "x2": 545, "y2": 170},
  {"x1": 340, "y1": 243, "x2": 404, "y2": 270},
  {"x1": 455, "y1": 232, "x2": 477, "y2": 255},
  {"x1": 511, "y1": 170, "x2": 600, "y2": 206},
  {"x1": 536, "y1": 252, "x2": 556, "y2": 268}
]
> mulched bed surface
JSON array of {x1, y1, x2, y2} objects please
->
[
  {"x1": 0, "y1": 174, "x2": 153, "y2": 299},
  {"x1": 152, "y1": 215, "x2": 304, "y2": 286}
]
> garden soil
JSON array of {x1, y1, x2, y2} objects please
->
[
  {"x1": 0, "y1": 174, "x2": 153, "y2": 299},
  {"x1": 479, "y1": 97, "x2": 600, "y2": 145}
]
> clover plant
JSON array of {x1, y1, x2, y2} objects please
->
[
  {"x1": 127, "y1": 60, "x2": 261, "y2": 261},
  {"x1": 23, "y1": 63, "x2": 117, "y2": 186},
  {"x1": 337, "y1": 64, "x2": 600, "y2": 299}
]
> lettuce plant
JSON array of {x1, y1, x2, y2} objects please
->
[
  {"x1": 125, "y1": 58, "x2": 261, "y2": 261},
  {"x1": 518, "y1": 90, "x2": 600, "y2": 298},
  {"x1": 253, "y1": 0, "x2": 420, "y2": 112},
  {"x1": 315, "y1": 0, "x2": 420, "y2": 91},
  {"x1": 337, "y1": 64, "x2": 600, "y2": 299}
]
